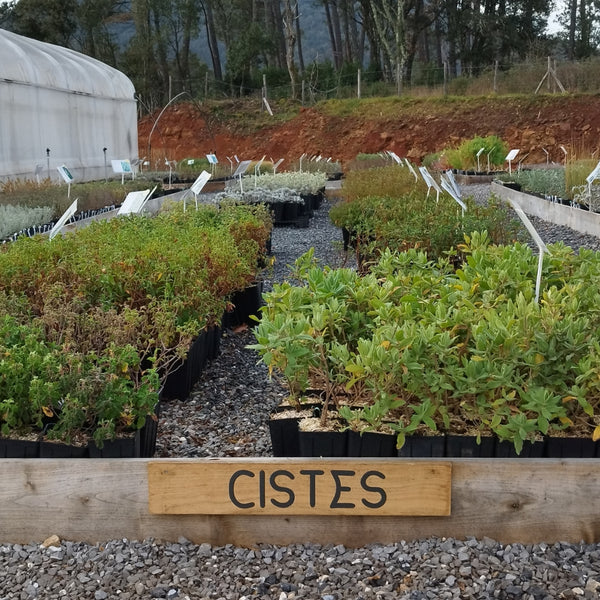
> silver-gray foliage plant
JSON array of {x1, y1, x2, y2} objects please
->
[{"x1": 0, "y1": 205, "x2": 54, "y2": 239}]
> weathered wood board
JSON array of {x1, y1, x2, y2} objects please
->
[
  {"x1": 148, "y1": 460, "x2": 452, "y2": 516},
  {"x1": 1, "y1": 458, "x2": 600, "y2": 546}
]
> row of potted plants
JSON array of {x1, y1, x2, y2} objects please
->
[
  {"x1": 496, "y1": 159, "x2": 600, "y2": 214},
  {"x1": 251, "y1": 235, "x2": 600, "y2": 455},
  {"x1": 329, "y1": 166, "x2": 522, "y2": 269},
  {"x1": 421, "y1": 135, "x2": 508, "y2": 174},
  {"x1": 0, "y1": 178, "x2": 161, "y2": 241},
  {"x1": 0, "y1": 201, "x2": 272, "y2": 453},
  {"x1": 220, "y1": 172, "x2": 328, "y2": 227}
]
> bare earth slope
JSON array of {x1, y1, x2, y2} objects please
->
[{"x1": 138, "y1": 94, "x2": 600, "y2": 169}]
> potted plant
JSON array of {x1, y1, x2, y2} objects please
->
[
  {"x1": 0, "y1": 201, "x2": 272, "y2": 453},
  {"x1": 251, "y1": 233, "x2": 600, "y2": 457},
  {"x1": 442, "y1": 135, "x2": 508, "y2": 175},
  {"x1": 330, "y1": 165, "x2": 521, "y2": 269}
]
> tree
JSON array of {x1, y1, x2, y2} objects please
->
[
  {"x1": 0, "y1": 1, "x2": 16, "y2": 29},
  {"x1": 282, "y1": 0, "x2": 300, "y2": 98},
  {"x1": 9, "y1": 0, "x2": 78, "y2": 47},
  {"x1": 199, "y1": 0, "x2": 223, "y2": 80},
  {"x1": 225, "y1": 22, "x2": 273, "y2": 93},
  {"x1": 74, "y1": 0, "x2": 126, "y2": 67},
  {"x1": 322, "y1": 0, "x2": 344, "y2": 69},
  {"x1": 560, "y1": 0, "x2": 600, "y2": 58},
  {"x1": 403, "y1": 0, "x2": 440, "y2": 83},
  {"x1": 367, "y1": 0, "x2": 406, "y2": 90},
  {"x1": 160, "y1": 0, "x2": 202, "y2": 93}
]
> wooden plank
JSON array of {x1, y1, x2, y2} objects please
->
[
  {"x1": 148, "y1": 460, "x2": 452, "y2": 516},
  {"x1": 1, "y1": 458, "x2": 600, "y2": 545}
]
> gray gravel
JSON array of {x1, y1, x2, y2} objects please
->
[
  {"x1": 3, "y1": 183, "x2": 600, "y2": 599},
  {"x1": 1, "y1": 536, "x2": 600, "y2": 599}
]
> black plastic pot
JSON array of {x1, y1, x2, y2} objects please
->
[
  {"x1": 495, "y1": 439, "x2": 546, "y2": 458},
  {"x1": 161, "y1": 325, "x2": 221, "y2": 401},
  {"x1": 223, "y1": 282, "x2": 264, "y2": 329},
  {"x1": 347, "y1": 430, "x2": 397, "y2": 457},
  {"x1": 282, "y1": 203, "x2": 299, "y2": 222},
  {"x1": 39, "y1": 441, "x2": 89, "y2": 458},
  {"x1": 397, "y1": 435, "x2": 445, "y2": 457},
  {"x1": 342, "y1": 227, "x2": 351, "y2": 251},
  {"x1": 138, "y1": 402, "x2": 161, "y2": 458},
  {"x1": 269, "y1": 202, "x2": 284, "y2": 223},
  {"x1": 88, "y1": 434, "x2": 141, "y2": 458},
  {"x1": 445, "y1": 435, "x2": 495, "y2": 458},
  {"x1": 544, "y1": 437, "x2": 599, "y2": 458},
  {"x1": 0, "y1": 438, "x2": 39, "y2": 458},
  {"x1": 298, "y1": 429, "x2": 348, "y2": 457},
  {"x1": 269, "y1": 416, "x2": 301, "y2": 457}
]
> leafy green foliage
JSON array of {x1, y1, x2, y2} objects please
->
[
  {"x1": 0, "y1": 202, "x2": 272, "y2": 444},
  {"x1": 330, "y1": 166, "x2": 521, "y2": 269},
  {"x1": 444, "y1": 135, "x2": 508, "y2": 171},
  {"x1": 252, "y1": 237, "x2": 600, "y2": 453}
]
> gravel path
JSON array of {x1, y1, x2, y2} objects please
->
[{"x1": 2, "y1": 183, "x2": 600, "y2": 599}]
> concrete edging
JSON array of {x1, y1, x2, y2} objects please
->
[{"x1": 491, "y1": 181, "x2": 600, "y2": 238}]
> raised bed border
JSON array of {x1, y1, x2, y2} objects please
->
[
  {"x1": 2, "y1": 457, "x2": 600, "y2": 545},
  {"x1": 491, "y1": 180, "x2": 600, "y2": 238}
]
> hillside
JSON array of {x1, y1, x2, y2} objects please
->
[{"x1": 137, "y1": 94, "x2": 600, "y2": 169}]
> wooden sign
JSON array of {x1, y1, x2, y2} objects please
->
[{"x1": 148, "y1": 460, "x2": 451, "y2": 516}]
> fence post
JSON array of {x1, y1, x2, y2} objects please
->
[
  {"x1": 493, "y1": 60, "x2": 498, "y2": 94},
  {"x1": 443, "y1": 61, "x2": 448, "y2": 96},
  {"x1": 357, "y1": 69, "x2": 361, "y2": 99},
  {"x1": 262, "y1": 74, "x2": 267, "y2": 109}
]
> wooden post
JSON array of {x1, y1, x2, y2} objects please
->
[
  {"x1": 535, "y1": 56, "x2": 566, "y2": 94},
  {"x1": 493, "y1": 60, "x2": 498, "y2": 94},
  {"x1": 443, "y1": 61, "x2": 448, "y2": 96},
  {"x1": 357, "y1": 68, "x2": 361, "y2": 99},
  {"x1": 262, "y1": 74, "x2": 267, "y2": 109}
]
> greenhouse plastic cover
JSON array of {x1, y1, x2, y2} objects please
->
[{"x1": 0, "y1": 29, "x2": 138, "y2": 182}]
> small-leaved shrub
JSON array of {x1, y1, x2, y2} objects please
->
[
  {"x1": 330, "y1": 166, "x2": 521, "y2": 268},
  {"x1": 444, "y1": 135, "x2": 508, "y2": 172},
  {"x1": 252, "y1": 236, "x2": 600, "y2": 453},
  {"x1": 0, "y1": 202, "x2": 271, "y2": 445}
]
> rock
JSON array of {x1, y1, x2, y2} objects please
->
[{"x1": 41, "y1": 535, "x2": 61, "y2": 548}]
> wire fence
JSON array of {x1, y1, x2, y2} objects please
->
[{"x1": 137, "y1": 56, "x2": 600, "y2": 116}]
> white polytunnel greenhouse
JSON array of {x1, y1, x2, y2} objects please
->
[{"x1": 0, "y1": 28, "x2": 138, "y2": 183}]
